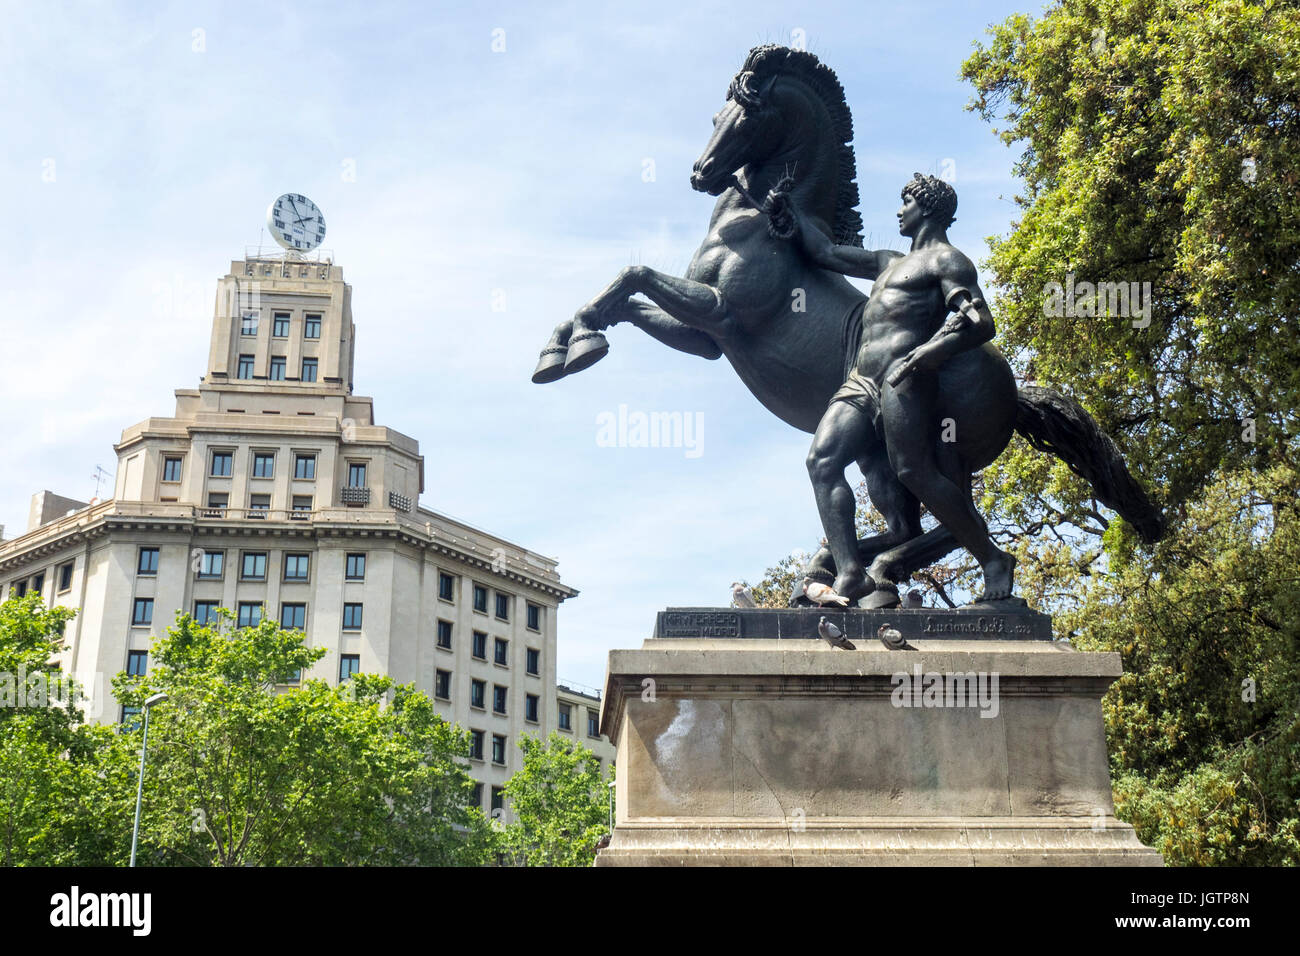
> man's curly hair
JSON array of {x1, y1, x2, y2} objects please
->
[{"x1": 901, "y1": 172, "x2": 957, "y2": 227}]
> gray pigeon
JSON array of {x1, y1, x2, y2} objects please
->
[
  {"x1": 904, "y1": 589, "x2": 924, "y2": 609},
  {"x1": 731, "y1": 582, "x2": 757, "y2": 608},
  {"x1": 878, "y1": 623, "x2": 916, "y2": 651},
  {"x1": 817, "y1": 616, "x2": 856, "y2": 650}
]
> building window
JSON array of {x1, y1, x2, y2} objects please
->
[
  {"x1": 493, "y1": 685, "x2": 507, "y2": 715},
  {"x1": 495, "y1": 593, "x2": 510, "y2": 621},
  {"x1": 471, "y1": 631, "x2": 487, "y2": 660},
  {"x1": 342, "y1": 603, "x2": 363, "y2": 630},
  {"x1": 279, "y1": 603, "x2": 306, "y2": 630},
  {"x1": 210, "y1": 451, "x2": 233, "y2": 477},
  {"x1": 470, "y1": 782, "x2": 482, "y2": 807},
  {"x1": 339, "y1": 654, "x2": 360, "y2": 682},
  {"x1": 527, "y1": 603, "x2": 541, "y2": 631},
  {"x1": 241, "y1": 552, "x2": 267, "y2": 581},
  {"x1": 470, "y1": 679, "x2": 485, "y2": 709},
  {"x1": 237, "y1": 354, "x2": 255, "y2": 379},
  {"x1": 252, "y1": 452, "x2": 275, "y2": 478},
  {"x1": 468, "y1": 730, "x2": 485, "y2": 761},
  {"x1": 193, "y1": 600, "x2": 219, "y2": 625},
  {"x1": 472, "y1": 584, "x2": 487, "y2": 613},
  {"x1": 283, "y1": 553, "x2": 310, "y2": 581},
  {"x1": 338, "y1": 554, "x2": 363, "y2": 581},
  {"x1": 494, "y1": 637, "x2": 508, "y2": 667},
  {"x1": 269, "y1": 356, "x2": 286, "y2": 380},
  {"x1": 291, "y1": 495, "x2": 312, "y2": 518},
  {"x1": 132, "y1": 598, "x2": 153, "y2": 626},
  {"x1": 237, "y1": 603, "x2": 262, "y2": 628},
  {"x1": 57, "y1": 562, "x2": 74, "y2": 592},
  {"x1": 526, "y1": 647, "x2": 540, "y2": 676},
  {"x1": 588, "y1": 712, "x2": 600, "y2": 738},
  {"x1": 272, "y1": 312, "x2": 290, "y2": 337},
  {"x1": 137, "y1": 547, "x2": 159, "y2": 576},
  {"x1": 491, "y1": 735, "x2": 506, "y2": 766},
  {"x1": 438, "y1": 572, "x2": 455, "y2": 602},
  {"x1": 162, "y1": 456, "x2": 183, "y2": 482},
  {"x1": 347, "y1": 462, "x2": 366, "y2": 487},
  {"x1": 121, "y1": 705, "x2": 141, "y2": 726},
  {"x1": 558, "y1": 702, "x2": 572, "y2": 732},
  {"x1": 304, "y1": 314, "x2": 321, "y2": 339},
  {"x1": 294, "y1": 454, "x2": 316, "y2": 479},
  {"x1": 301, "y1": 357, "x2": 318, "y2": 382},
  {"x1": 127, "y1": 650, "x2": 148, "y2": 677},
  {"x1": 32, "y1": 573, "x2": 44, "y2": 596},
  {"x1": 205, "y1": 493, "x2": 228, "y2": 515},
  {"x1": 240, "y1": 311, "x2": 258, "y2": 335},
  {"x1": 249, "y1": 493, "x2": 271, "y2": 516},
  {"x1": 436, "y1": 619, "x2": 452, "y2": 649},
  {"x1": 197, "y1": 550, "x2": 224, "y2": 579},
  {"x1": 490, "y1": 786, "x2": 504, "y2": 814},
  {"x1": 435, "y1": 669, "x2": 451, "y2": 700},
  {"x1": 525, "y1": 694, "x2": 539, "y2": 723},
  {"x1": 14, "y1": 581, "x2": 28, "y2": 598}
]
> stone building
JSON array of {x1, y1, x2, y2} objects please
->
[{"x1": 0, "y1": 250, "x2": 578, "y2": 813}]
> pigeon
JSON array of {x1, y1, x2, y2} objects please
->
[
  {"x1": 877, "y1": 623, "x2": 916, "y2": 651},
  {"x1": 803, "y1": 579, "x2": 851, "y2": 607},
  {"x1": 818, "y1": 616, "x2": 856, "y2": 650},
  {"x1": 731, "y1": 582, "x2": 757, "y2": 608},
  {"x1": 904, "y1": 589, "x2": 924, "y2": 609}
]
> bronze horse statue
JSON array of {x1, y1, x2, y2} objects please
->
[{"x1": 532, "y1": 45, "x2": 1162, "y2": 607}]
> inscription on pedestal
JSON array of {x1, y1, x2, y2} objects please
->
[
  {"x1": 654, "y1": 606, "x2": 1054, "y2": 641},
  {"x1": 660, "y1": 610, "x2": 741, "y2": 638}
]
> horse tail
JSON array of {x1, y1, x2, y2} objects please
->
[{"x1": 1014, "y1": 385, "x2": 1165, "y2": 544}]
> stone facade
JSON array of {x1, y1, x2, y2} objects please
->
[{"x1": 0, "y1": 252, "x2": 578, "y2": 814}]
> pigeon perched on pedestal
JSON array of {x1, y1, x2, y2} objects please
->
[
  {"x1": 803, "y1": 579, "x2": 850, "y2": 607},
  {"x1": 817, "y1": 616, "x2": 856, "y2": 650},
  {"x1": 904, "y1": 589, "x2": 924, "y2": 609},
  {"x1": 877, "y1": 623, "x2": 916, "y2": 651},
  {"x1": 731, "y1": 582, "x2": 757, "y2": 608}
]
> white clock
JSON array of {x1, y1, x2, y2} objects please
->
[{"x1": 266, "y1": 193, "x2": 327, "y2": 252}]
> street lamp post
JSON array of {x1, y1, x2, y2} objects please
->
[{"x1": 129, "y1": 691, "x2": 168, "y2": 867}]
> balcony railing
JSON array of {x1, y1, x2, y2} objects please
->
[{"x1": 340, "y1": 486, "x2": 370, "y2": 506}]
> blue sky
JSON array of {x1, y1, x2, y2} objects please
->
[{"x1": 0, "y1": 0, "x2": 1043, "y2": 691}]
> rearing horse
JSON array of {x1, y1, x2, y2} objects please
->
[{"x1": 532, "y1": 46, "x2": 1162, "y2": 605}]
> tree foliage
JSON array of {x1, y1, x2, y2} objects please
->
[
  {"x1": 501, "y1": 732, "x2": 610, "y2": 866},
  {"x1": 956, "y1": 0, "x2": 1300, "y2": 864}
]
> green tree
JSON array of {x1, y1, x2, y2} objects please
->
[
  {"x1": 117, "y1": 610, "x2": 495, "y2": 866},
  {"x1": 501, "y1": 732, "x2": 610, "y2": 866},
  {"x1": 955, "y1": 0, "x2": 1300, "y2": 863},
  {"x1": 0, "y1": 595, "x2": 134, "y2": 866}
]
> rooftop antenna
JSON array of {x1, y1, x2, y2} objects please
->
[{"x1": 92, "y1": 465, "x2": 111, "y2": 499}]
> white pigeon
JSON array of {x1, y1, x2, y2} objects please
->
[
  {"x1": 878, "y1": 623, "x2": 916, "y2": 651},
  {"x1": 731, "y1": 582, "x2": 757, "y2": 608},
  {"x1": 817, "y1": 616, "x2": 856, "y2": 650},
  {"x1": 803, "y1": 579, "x2": 850, "y2": 607}
]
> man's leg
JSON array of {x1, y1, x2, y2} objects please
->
[
  {"x1": 806, "y1": 400, "x2": 875, "y2": 600},
  {"x1": 883, "y1": 374, "x2": 1016, "y2": 600}
]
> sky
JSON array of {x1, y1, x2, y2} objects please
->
[{"x1": 0, "y1": 0, "x2": 1044, "y2": 693}]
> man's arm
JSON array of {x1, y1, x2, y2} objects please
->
[
  {"x1": 793, "y1": 215, "x2": 901, "y2": 279},
  {"x1": 887, "y1": 249, "x2": 996, "y2": 387}
]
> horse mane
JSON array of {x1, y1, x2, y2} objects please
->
[{"x1": 731, "y1": 44, "x2": 864, "y2": 247}]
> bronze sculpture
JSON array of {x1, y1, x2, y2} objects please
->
[{"x1": 532, "y1": 45, "x2": 1163, "y2": 608}]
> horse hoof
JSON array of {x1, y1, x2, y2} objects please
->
[
  {"x1": 531, "y1": 346, "x2": 570, "y2": 384},
  {"x1": 563, "y1": 331, "x2": 609, "y2": 374},
  {"x1": 861, "y1": 586, "x2": 900, "y2": 610}
]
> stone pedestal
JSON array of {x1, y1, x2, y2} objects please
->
[{"x1": 596, "y1": 609, "x2": 1161, "y2": 866}]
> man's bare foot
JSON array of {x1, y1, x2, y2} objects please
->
[
  {"x1": 831, "y1": 567, "x2": 875, "y2": 603},
  {"x1": 977, "y1": 550, "x2": 1016, "y2": 601}
]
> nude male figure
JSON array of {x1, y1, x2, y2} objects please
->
[{"x1": 780, "y1": 173, "x2": 1016, "y2": 602}]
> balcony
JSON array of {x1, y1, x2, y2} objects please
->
[{"x1": 340, "y1": 486, "x2": 370, "y2": 506}]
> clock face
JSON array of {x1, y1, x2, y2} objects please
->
[{"x1": 266, "y1": 193, "x2": 327, "y2": 251}]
